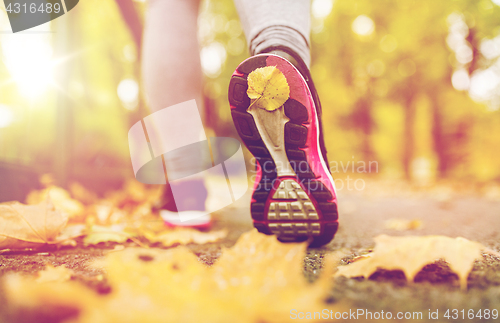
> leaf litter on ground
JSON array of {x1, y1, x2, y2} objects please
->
[
  {"x1": 4, "y1": 174, "x2": 500, "y2": 321},
  {"x1": 3, "y1": 230, "x2": 344, "y2": 323},
  {"x1": 1, "y1": 177, "x2": 227, "y2": 251}
]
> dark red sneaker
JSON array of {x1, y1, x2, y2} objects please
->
[{"x1": 228, "y1": 53, "x2": 339, "y2": 247}]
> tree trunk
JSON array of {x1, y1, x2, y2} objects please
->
[
  {"x1": 402, "y1": 93, "x2": 415, "y2": 180},
  {"x1": 429, "y1": 92, "x2": 447, "y2": 178}
]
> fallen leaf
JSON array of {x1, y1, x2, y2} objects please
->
[
  {"x1": 56, "y1": 223, "x2": 87, "y2": 247},
  {"x1": 26, "y1": 186, "x2": 85, "y2": 220},
  {"x1": 121, "y1": 180, "x2": 163, "y2": 205},
  {"x1": 36, "y1": 264, "x2": 74, "y2": 283},
  {"x1": 147, "y1": 228, "x2": 227, "y2": 247},
  {"x1": 93, "y1": 204, "x2": 113, "y2": 223},
  {"x1": 91, "y1": 203, "x2": 127, "y2": 224},
  {"x1": 247, "y1": 66, "x2": 290, "y2": 111},
  {"x1": 0, "y1": 199, "x2": 68, "y2": 250},
  {"x1": 4, "y1": 230, "x2": 343, "y2": 323},
  {"x1": 58, "y1": 223, "x2": 87, "y2": 239},
  {"x1": 4, "y1": 274, "x2": 99, "y2": 322},
  {"x1": 384, "y1": 218, "x2": 423, "y2": 231},
  {"x1": 335, "y1": 235, "x2": 486, "y2": 289},
  {"x1": 102, "y1": 180, "x2": 162, "y2": 216},
  {"x1": 83, "y1": 225, "x2": 130, "y2": 245}
]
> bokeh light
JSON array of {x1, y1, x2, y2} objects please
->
[
  {"x1": 1, "y1": 24, "x2": 54, "y2": 98},
  {"x1": 351, "y1": 15, "x2": 375, "y2": 36},
  {"x1": 117, "y1": 79, "x2": 139, "y2": 110},
  {"x1": 480, "y1": 37, "x2": 500, "y2": 60},
  {"x1": 379, "y1": 35, "x2": 398, "y2": 53},
  {"x1": 469, "y1": 69, "x2": 500, "y2": 102},
  {"x1": 451, "y1": 69, "x2": 470, "y2": 91},
  {"x1": 0, "y1": 105, "x2": 14, "y2": 129},
  {"x1": 398, "y1": 59, "x2": 416, "y2": 77},
  {"x1": 312, "y1": 0, "x2": 334, "y2": 19},
  {"x1": 200, "y1": 42, "x2": 227, "y2": 78}
]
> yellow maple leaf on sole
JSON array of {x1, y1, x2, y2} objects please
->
[{"x1": 247, "y1": 66, "x2": 290, "y2": 111}]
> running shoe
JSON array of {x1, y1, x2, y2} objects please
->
[
  {"x1": 158, "y1": 179, "x2": 211, "y2": 229},
  {"x1": 228, "y1": 51, "x2": 339, "y2": 247}
]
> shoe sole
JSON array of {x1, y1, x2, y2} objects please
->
[{"x1": 228, "y1": 54, "x2": 339, "y2": 247}]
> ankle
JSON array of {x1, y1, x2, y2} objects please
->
[
  {"x1": 158, "y1": 179, "x2": 207, "y2": 212},
  {"x1": 259, "y1": 46, "x2": 312, "y2": 82}
]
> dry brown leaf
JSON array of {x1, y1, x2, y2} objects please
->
[
  {"x1": 36, "y1": 264, "x2": 74, "y2": 283},
  {"x1": 26, "y1": 186, "x2": 85, "y2": 220},
  {"x1": 4, "y1": 230, "x2": 343, "y2": 323},
  {"x1": 0, "y1": 199, "x2": 68, "y2": 250},
  {"x1": 147, "y1": 228, "x2": 227, "y2": 247},
  {"x1": 335, "y1": 235, "x2": 486, "y2": 289}
]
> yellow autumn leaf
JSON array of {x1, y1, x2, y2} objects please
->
[
  {"x1": 147, "y1": 228, "x2": 227, "y2": 247},
  {"x1": 26, "y1": 186, "x2": 85, "y2": 220},
  {"x1": 4, "y1": 230, "x2": 344, "y2": 323},
  {"x1": 0, "y1": 199, "x2": 68, "y2": 250},
  {"x1": 56, "y1": 223, "x2": 87, "y2": 247},
  {"x1": 36, "y1": 264, "x2": 74, "y2": 283},
  {"x1": 335, "y1": 235, "x2": 487, "y2": 290},
  {"x1": 83, "y1": 225, "x2": 130, "y2": 245},
  {"x1": 58, "y1": 223, "x2": 87, "y2": 240},
  {"x1": 247, "y1": 66, "x2": 290, "y2": 111}
]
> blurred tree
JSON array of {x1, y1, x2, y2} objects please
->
[
  {"x1": 311, "y1": 0, "x2": 500, "y2": 180},
  {"x1": 2, "y1": 0, "x2": 500, "y2": 187}
]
